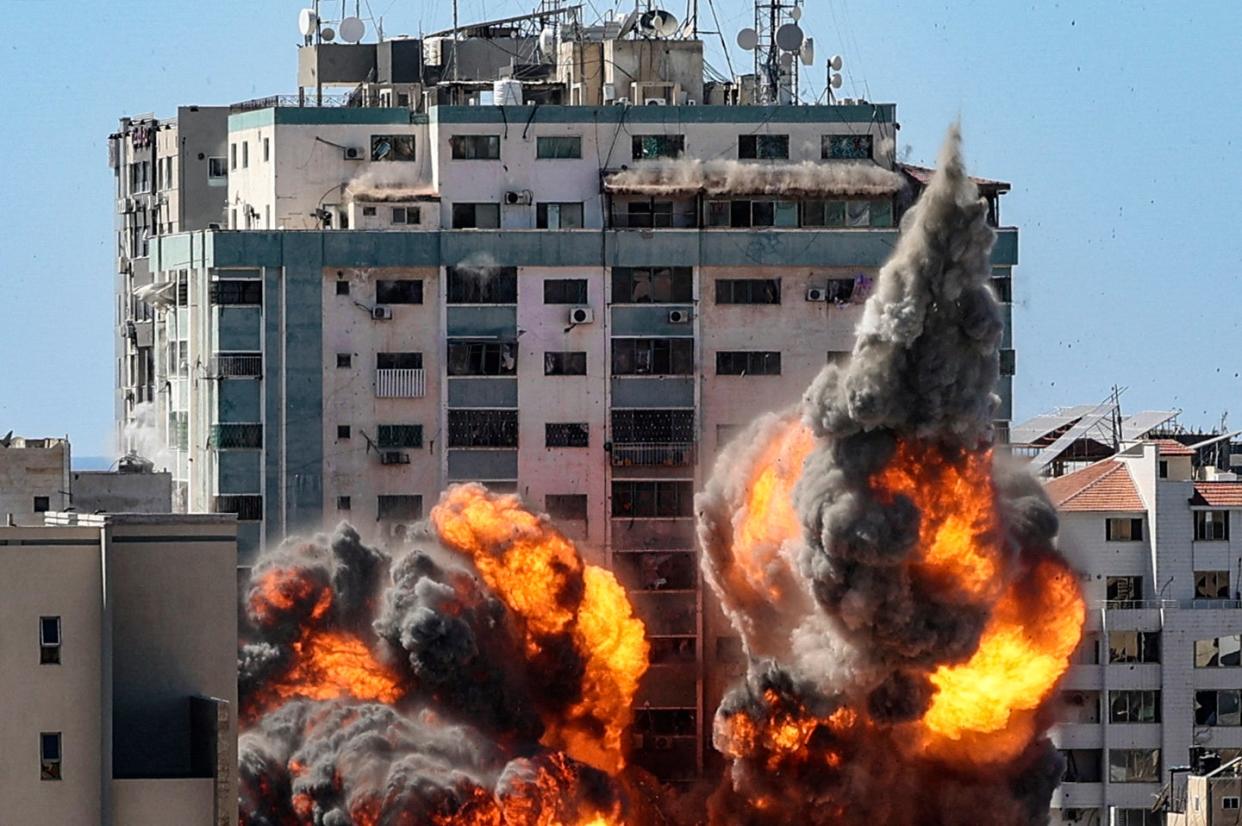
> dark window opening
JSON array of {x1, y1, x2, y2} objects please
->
[
  {"x1": 1108, "y1": 630, "x2": 1160, "y2": 664},
  {"x1": 450, "y1": 203, "x2": 501, "y2": 229},
  {"x1": 612, "y1": 338, "x2": 694, "y2": 376},
  {"x1": 1196, "y1": 510, "x2": 1230, "y2": 541},
  {"x1": 715, "y1": 278, "x2": 780, "y2": 305},
  {"x1": 40, "y1": 732, "x2": 61, "y2": 781},
  {"x1": 822, "y1": 134, "x2": 874, "y2": 160},
  {"x1": 536, "y1": 136, "x2": 582, "y2": 159},
  {"x1": 544, "y1": 279, "x2": 588, "y2": 305},
  {"x1": 1106, "y1": 575, "x2": 1143, "y2": 607},
  {"x1": 716, "y1": 351, "x2": 781, "y2": 376},
  {"x1": 390, "y1": 206, "x2": 421, "y2": 225},
  {"x1": 1195, "y1": 570, "x2": 1230, "y2": 599},
  {"x1": 544, "y1": 351, "x2": 587, "y2": 376},
  {"x1": 450, "y1": 135, "x2": 501, "y2": 160},
  {"x1": 448, "y1": 410, "x2": 518, "y2": 448},
  {"x1": 33, "y1": 496, "x2": 50, "y2": 513},
  {"x1": 1105, "y1": 517, "x2": 1143, "y2": 541},
  {"x1": 377, "y1": 352, "x2": 423, "y2": 370},
  {"x1": 738, "y1": 134, "x2": 790, "y2": 160},
  {"x1": 611, "y1": 267, "x2": 693, "y2": 304},
  {"x1": 546, "y1": 423, "x2": 590, "y2": 448},
  {"x1": 999, "y1": 349, "x2": 1016, "y2": 377},
  {"x1": 447, "y1": 266, "x2": 517, "y2": 303},
  {"x1": 632, "y1": 134, "x2": 685, "y2": 160},
  {"x1": 335, "y1": 280, "x2": 350, "y2": 296},
  {"x1": 337, "y1": 496, "x2": 351, "y2": 510},
  {"x1": 611, "y1": 409, "x2": 694, "y2": 443},
  {"x1": 377, "y1": 494, "x2": 423, "y2": 521},
  {"x1": 370, "y1": 134, "x2": 416, "y2": 161},
  {"x1": 40, "y1": 616, "x2": 61, "y2": 665},
  {"x1": 611, "y1": 480, "x2": 694, "y2": 518},
  {"x1": 337, "y1": 425, "x2": 351, "y2": 440},
  {"x1": 447, "y1": 341, "x2": 516, "y2": 376},
  {"x1": 536, "y1": 202, "x2": 584, "y2": 229},
  {"x1": 209, "y1": 279, "x2": 262, "y2": 305},
  {"x1": 546, "y1": 494, "x2": 588, "y2": 521},
  {"x1": 377, "y1": 424, "x2": 423, "y2": 449}
]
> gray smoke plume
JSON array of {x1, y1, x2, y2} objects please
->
[
  {"x1": 698, "y1": 126, "x2": 1075, "y2": 824},
  {"x1": 605, "y1": 159, "x2": 905, "y2": 198}
]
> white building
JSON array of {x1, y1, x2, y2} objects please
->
[
  {"x1": 0, "y1": 513, "x2": 237, "y2": 826},
  {"x1": 1047, "y1": 440, "x2": 1242, "y2": 826}
]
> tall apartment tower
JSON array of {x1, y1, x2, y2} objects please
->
[{"x1": 112, "y1": 9, "x2": 1019, "y2": 783}]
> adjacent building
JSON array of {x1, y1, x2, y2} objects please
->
[
  {"x1": 0, "y1": 436, "x2": 70, "y2": 524},
  {"x1": 1167, "y1": 755, "x2": 1242, "y2": 826},
  {"x1": 0, "y1": 512, "x2": 237, "y2": 826}
]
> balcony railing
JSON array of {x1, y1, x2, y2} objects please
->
[
  {"x1": 213, "y1": 494, "x2": 263, "y2": 521},
  {"x1": 1101, "y1": 598, "x2": 1242, "y2": 610},
  {"x1": 230, "y1": 93, "x2": 353, "y2": 111},
  {"x1": 376, "y1": 368, "x2": 426, "y2": 399},
  {"x1": 610, "y1": 442, "x2": 695, "y2": 467},
  {"x1": 209, "y1": 423, "x2": 263, "y2": 449},
  {"x1": 212, "y1": 353, "x2": 263, "y2": 378}
]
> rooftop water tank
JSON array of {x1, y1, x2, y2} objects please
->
[{"x1": 493, "y1": 78, "x2": 524, "y2": 106}]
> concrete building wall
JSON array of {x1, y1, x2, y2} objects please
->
[
  {"x1": 72, "y1": 470, "x2": 173, "y2": 514},
  {"x1": 113, "y1": 778, "x2": 217, "y2": 826},
  {"x1": 0, "y1": 437, "x2": 71, "y2": 525}
]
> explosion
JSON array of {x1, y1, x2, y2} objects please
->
[
  {"x1": 238, "y1": 493, "x2": 647, "y2": 825},
  {"x1": 698, "y1": 127, "x2": 1085, "y2": 824}
]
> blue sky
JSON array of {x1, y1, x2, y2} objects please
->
[{"x1": 1, "y1": 1, "x2": 1238, "y2": 456}]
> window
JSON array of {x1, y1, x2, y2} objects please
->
[
  {"x1": 1159, "y1": 460, "x2": 1168, "y2": 478},
  {"x1": 336, "y1": 353, "x2": 352, "y2": 368},
  {"x1": 208, "y1": 157, "x2": 228, "y2": 180},
  {"x1": 242, "y1": 141, "x2": 249, "y2": 168},
  {"x1": 336, "y1": 280, "x2": 350, "y2": 296},
  {"x1": 1195, "y1": 510, "x2": 1231, "y2": 541},
  {"x1": 448, "y1": 410, "x2": 518, "y2": 448},
  {"x1": 362, "y1": 206, "x2": 377, "y2": 216},
  {"x1": 717, "y1": 351, "x2": 781, "y2": 376},
  {"x1": 612, "y1": 338, "x2": 694, "y2": 375},
  {"x1": 1196, "y1": 634, "x2": 1242, "y2": 667},
  {"x1": 376, "y1": 279, "x2": 423, "y2": 304},
  {"x1": 370, "y1": 134, "x2": 416, "y2": 161},
  {"x1": 738, "y1": 134, "x2": 790, "y2": 159},
  {"x1": 991, "y1": 275, "x2": 1012, "y2": 303},
  {"x1": 545, "y1": 351, "x2": 587, "y2": 376},
  {"x1": 377, "y1": 495, "x2": 423, "y2": 521},
  {"x1": 376, "y1": 352, "x2": 423, "y2": 370},
  {"x1": 33, "y1": 496, "x2": 50, "y2": 513},
  {"x1": 546, "y1": 494, "x2": 588, "y2": 521},
  {"x1": 1196, "y1": 690, "x2": 1242, "y2": 726},
  {"x1": 1072, "y1": 632, "x2": 1101, "y2": 665},
  {"x1": 377, "y1": 425, "x2": 423, "y2": 449},
  {"x1": 447, "y1": 341, "x2": 516, "y2": 376},
  {"x1": 336, "y1": 425, "x2": 351, "y2": 440},
  {"x1": 447, "y1": 267, "x2": 517, "y2": 303},
  {"x1": 611, "y1": 267, "x2": 693, "y2": 303},
  {"x1": 624, "y1": 199, "x2": 676, "y2": 228},
  {"x1": 822, "y1": 134, "x2": 874, "y2": 160},
  {"x1": 999, "y1": 349, "x2": 1016, "y2": 376},
  {"x1": 263, "y1": 137, "x2": 270, "y2": 162},
  {"x1": 40, "y1": 616, "x2": 61, "y2": 665},
  {"x1": 716, "y1": 278, "x2": 780, "y2": 304},
  {"x1": 1109, "y1": 749, "x2": 1160, "y2": 783},
  {"x1": 544, "y1": 279, "x2": 588, "y2": 305},
  {"x1": 1105, "y1": 517, "x2": 1143, "y2": 541},
  {"x1": 1106, "y1": 575, "x2": 1143, "y2": 607},
  {"x1": 632, "y1": 134, "x2": 685, "y2": 160},
  {"x1": 546, "y1": 423, "x2": 589, "y2": 448},
  {"x1": 536, "y1": 136, "x2": 582, "y2": 159},
  {"x1": 209, "y1": 280, "x2": 262, "y2": 305},
  {"x1": 391, "y1": 206, "x2": 421, "y2": 225},
  {"x1": 230, "y1": 143, "x2": 237, "y2": 170},
  {"x1": 1108, "y1": 630, "x2": 1160, "y2": 664},
  {"x1": 1060, "y1": 749, "x2": 1103, "y2": 783},
  {"x1": 612, "y1": 410, "x2": 694, "y2": 444},
  {"x1": 451, "y1": 202, "x2": 501, "y2": 229},
  {"x1": 1109, "y1": 690, "x2": 1160, "y2": 723},
  {"x1": 1115, "y1": 810, "x2": 1162, "y2": 826},
  {"x1": 40, "y1": 732, "x2": 61, "y2": 781},
  {"x1": 612, "y1": 480, "x2": 694, "y2": 518},
  {"x1": 1225, "y1": 797, "x2": 1240, "y2": 810},
  {"x1": 1195, "y1": 570, "x2": 1230, "y2": 599},
  {"x1": 337, "y1": 496, "x2": 351, "y2": 511},
  {"x1": 536, "y1": 202, "x2": 584, "y2": 229},
  {"x1": 450, "y1": 135, "x2": 500, "y2": 160},
  {"x1": 1060, "y1": 691, "x2": 1100, "y2": 724}
]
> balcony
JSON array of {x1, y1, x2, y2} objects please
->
[
  {"x1": 209, "y1": 423, "x2": 263, "y2": 449},
  {"x1": 212, "y1": 353, "x2": 262, "y2": 378},
  {"x1": 213, "y1": 494, "x2": 263, "y2": 521},
  {"x1": 375, "y1": 368, "x2": 426, "y2": 399},
  {"x1": 610, "y1": 442, "x2": 695, "y2": 467}
]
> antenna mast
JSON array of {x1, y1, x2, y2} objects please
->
[{"x1": 753, "y1": 0, "x2": 801, "y2": 103}]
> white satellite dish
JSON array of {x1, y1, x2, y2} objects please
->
[
  {"x1": 780, "y1": 52, "x2": 795, "y2": 71},
  {"x1": 736, "y1": 27, "x2": 758, "y2": 51},
  {"x1": 830, "y1": 72, "x2": 843, "y2": 89},
  {"x1": 652, "y1": 10, "x2": 679, "y2": 37},
  {"x1": 618, "y1": 9, "x2": 641, "y2": 38},
  {"x1": 800, "y1": 37, "x2": 815, "y2": 66},
  {"x1": 775, "y1": 23, "x2": 804, "y2": 52},
  {"x1": 298, "y1": 8, "x2": 318, "y2": 36},
  {"x1": 340, "y1": 16, "x2": 365, "y2": 43},
  {"x1": 320, "y1": 26, "x2": 336, "y2": 41},
  {"x1": 789, "y1": 6, "x2": 802, "y2": 21},
  {"x1": 830, "y1": 54, "x2": 844, "y2": 71}
]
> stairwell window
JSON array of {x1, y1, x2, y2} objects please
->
[
  {"x1": 546, "y1": 423, "x2": 589, "y2": 448},
  {"x1": 370, "y1": 134, "x2": 416, "y2": 161},
  {"x1": 40, "y1": 732, "x2": 61, "y2": 781},
  {"x1": 40, "y1": 616, "x2": 61, "y2": 664},
  {"x1": 450, "y1": 135, "x2": 500, "y2": 160},
  {"x1": 536, "y1": 136, "x2": 582, "y2": 159},
  {"x1": 451, "y1": 203, "x2": 501, "y2": 229},
  {"x1": 822, "y1": 134, "x2": 873, "y2": 160},
  {"x1": 1195, "y1": 510, "x2": 1230, "y2": 541},
  {"x1": 375, "y1": 279, "x2": 423, "y2": 304},
  {"x1": 1105, "y1": 517, "x2": 1143, "y2": 541},
  {"x1": 544, "y1": 351, "x2": 587, "y2": 376},
  {"x1": 543, "y1": 279, "x2": 588, "y2": 304},
  {"x1": 716, "y1": 351, "x2": 781, "y2": 376},
  {"x1": 377, "y1": 425, "x2": 423, "y2": 449},
  {"x1": 447, "y1": 267, "x2": 516, "y2": 303}
]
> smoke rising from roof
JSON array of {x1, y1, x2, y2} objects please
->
[{"x1": 605, "y1": 159, "x2": 905, "y2": 198}]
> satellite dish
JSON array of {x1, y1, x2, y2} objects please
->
[
  {"x1": 638, "y1": 10, "x2": 656, "y2": 32},
  {"x1": 780, "y1": 52, "x2": 795, "y2": 71},
  {"x1": 539, "y1": 27, "x2": 556, "y2": 54},
  {"x1": 618, "y1": 10, "x2": 640, "y2": 38},
  {"x1": 320, "y1": 26, "x2": 336, "y2": 41},
  {"x1": 298, "y1": 8, "x2": 318, "y2": 36},
  {"x1": 736, "y1": 27, "x2": 758, "y2": 51},
  {"x1": 340, "y1": 16, "x2": 365, "y2": 43},
  {"x1": 830, "y1": 54, "x2": 844, "y2": 71},
  {"x1": 830, "y1": 72, "x2": 843, "y2": 89},
  {"x1": 775, "y1": 23, "x2": 804, "y2": 52},
  {"x1": 800, "y1": 37, "x2": 815, "y2": 66},
  {"x1": 652, "y1": 10, "x2": 679, "y2": 37},
  {"x1": 789, "y1": 6, "x2": 802, "y2": 20}
]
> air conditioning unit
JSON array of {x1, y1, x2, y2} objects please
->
[
  {"x1": 372, "y1": 306, "x2": 393, "y2": 320},
  {"x1": 806, "y1": 287, "x2": 827, "y2": 302},
  {"x1": 504, "y1": 190, "x2": 532, "y2": 206},
  {"x1": 667, "y1": 309, "x2": 691, "y2": 324},
  {"x1": 568, "y1": 306, "x2": 594, "y2": 325},
  {"x1": 343, "y1": 147, "x2": 363, "y2": 160},
  {"x1": 379, "y1": 450, "x2": 410, "y2": 465},
  {"x1": 644, "y1": 97, "x2": 668, "y2": 106}
]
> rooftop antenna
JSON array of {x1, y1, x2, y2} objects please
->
[
  {"x1": 451, "y1": 0, "x2": 460, "y2": 83},
  {"x1": 739, "y1": 0, "x2": 804, "y2": 104}
]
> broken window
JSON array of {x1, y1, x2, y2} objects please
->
[
  {"x1": 1060, "y1": 749, "x2": 1103, "y2": 783},
  {"x1": 611, "y1": 481, "x2": 694, "y2": 518},
  {"x1": 822, "y1": 134, "x2": 874, "y2": 160},
  {"x1": 625, "y1": 199, "x2": 675, "y2": 228},
  {"x1": 1195, "y1": 510, "x2": 1231, "y2": 541},
  {"x1": 376, "y1": 279, "x2": 423, "y2": 304},
  {"x1": 631, "y1": 134, "x2": 685, "y2": 160},
  {"x1": 390, "y1": 206, "x2": 421, "y2": 225},
  {"x1": 40, "y1": 732, "x2": 61, "y2": 781},
  {"x1": 730, "y1": 200, "x2": 752, "y2": 228},
  {"x1": 1072, "y1": 632, "x2": 1101, "y2": 665},
  {"x1": 544, "y1": 351, "x2": 587, "y2": 376},
  {"x1": 1105, "y1": 517, "x2": 1143, "y2": 541},
  {"x1": 1059, "y1": 691, "x2": 1100, "y2": 724},
  {"x1": 1108, "y1": 749, "x2": 1160, "y2": 783},
  {"x1": 716, "y1": 278, "x2": 780, "y2": 305},
  {"x1": 614, "y1": 551, "x2": 697, "y2": 591},
  {"x1": 546, "y1": 423, "x2": 589, "y2": 448},
  {"x1": 377, "y1": 425, "x2": 423, "y2": 449},
  {"x1": 611, "y1": 338, "x2": 694, "y2": 376},
  {"x1": 633, "y1": 708, "x2": 696, "y2": 736},
  {"x1": 611, "y1": 410, "x2": 694, "y2": 444},
  {"x1": 1196, "y1": 634, "x2": 1242, "y2": 668},
  {"x1": 846, "y1": 200, "x2": 870, "y2": 227},
  {"x1": 447, "y1": 341, "x2": 516, "y2": 376},
  {"x1": 648, "y1": 639, "x2": 698, "y2": 665},
  {"x1": 751, "y1": 201, "x2": 775, "y2": 227},
  {"x1": 825, "y1": 277, "x2": 856, "y2": 304},
  {"x1": 1108, "y1": 630, "x2": 1160, "y2": 664},
  {"x1": 208, "y1": 157, "x2": 228, "y2": 180},
  {"x1": 377, "y1": 352, "x2": 423, "y2": 370},
  {"x1": 705, "y1": 201, "x2": 730, "y2": 227},
  {"x1": 716, "y1": 351, "x2": 781, "y2": 376},
  {"x1": 370, "y1": 134, "x2": 416, "y2": 161},
  {"x1": 536, "y1": 136, "x2": 582, "y2": 159},
  {"x1": 448, "y1": 410, "x2": 518, "y2": 448},
  {"x1": 377, "y1": 495, "x2": 423, "y2": 521},
  {"x1": 450, "y1": 202, "x2": 501, "y2": 229},
  {"x1": 1109, "y1": 690, "x2": 1160, "y2": 723},
  {"x1": 450, "y1": 135, "x2": 500, "y2": 160},
  {"x1": 546, "y1": 494, "x2": 588, "y2": 521},
  {"x1": 1196, "y1": 570, "x2": 1231, "y2": 599},
  {"x1": 543, "y1": 279, "x2": 588, "y2": 305},
  {"x1": 738, "y1": 134, "x2": 790, "y2": 160},
  {"x1": 536, "y1": 202, "x2": 584, "y2": 229},
  {"x1": 209, "y1": 279, "x2": 262, "y2": 305},
  {"x1": 213, "y1": 495, "x2": 263, "y2": 521},
  {"x1": 447, "y1": 266, "x2": 517, "y2": 303}
]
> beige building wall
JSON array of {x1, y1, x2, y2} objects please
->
[{"x1": 0, "y1": 437, "x2": 71, "y2": 525}]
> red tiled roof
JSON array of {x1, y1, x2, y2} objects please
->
[
  {"x1": 1192, "y1": 483, "x2": 1242, "y2": 507},
  {"x1": 1044, "y1": 460, "x2": 1145, "y2": 512},
  {"x1": 1150, "y1": 438, "x2": 1195, "y2": 457}
]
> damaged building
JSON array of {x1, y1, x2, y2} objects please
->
[{"x1": 108, "y1": 3, "x2": 1020, "y2": 784}]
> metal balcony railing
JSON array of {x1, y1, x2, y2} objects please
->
[
  {"x1": 610, "y1": 442, "x2": 695, "y2": 467},
  {"x1": 212, "y1": 494, "x2": 263, "y2": 521},
  {"x1": 376, "y1": 368, "x2": 426, "y2": 399},
  {"x1": 1100, "y1": 598, "x2": 1242, "y2": 610},
  {"x1": 209, "y1": 423, "x2": 263, "y2": 449},
  {"x1": 230, "y1": 93, "x2": 353, "y2": 111},
  {"x1": 212, "y1": 353, "x2": 263, "y2": 378}
]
